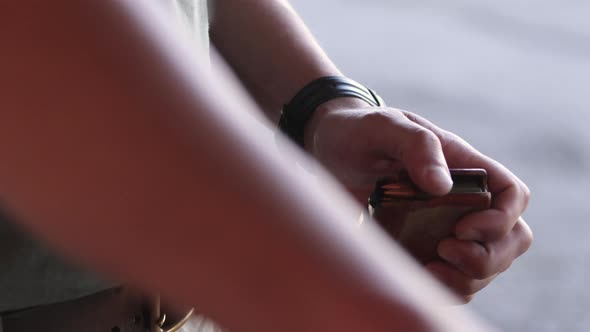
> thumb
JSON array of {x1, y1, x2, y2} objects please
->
[{"x1": 376, "y1": 114, "x2": 452, "y2": 195}]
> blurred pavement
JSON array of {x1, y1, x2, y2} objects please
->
[{"x1": 291, "y1": 1, "x2": 590, "y2": 331}]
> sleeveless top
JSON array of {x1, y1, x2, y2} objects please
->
[{"x1": 0, "y1": 0, "x2": 210, "y2": 312}]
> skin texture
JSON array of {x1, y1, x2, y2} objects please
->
[
  {"x1": 0, "y1": 0, "x2": 494, "y2": 331},
  {"x1": 307, "y1": 104, "x2": 533, "y2": 302},
  {"x1": 212, "y1": 0, "x2": 532, "y2": 303},
  {"x1": 211, "y1": 0, "x2": 341, "y2": 121}
]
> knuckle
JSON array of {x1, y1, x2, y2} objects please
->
[
  {"x1": 521, "y1": 183, "x2": 532, "y2": 207},
  {"x1": 500, "y1": 260, "x2": 513, "y2": 273},
  {"x1": 402, "y1": 110, "x2": 421, "y2": 123},
  {"x1": 444, "y1": 131, "x2": 468, "y2": 147},
  {"x1": 437, "y1": 130, "x2": 468, "y2": 153},
  {"x1": 482, "y1": 222, "x2": 512, "y2": 243},
  {"x1": 363, "y1": 109, "x2": 386, "y2": 123},
  {"x1": 411, "y1": 127, "x2": 440, "y2": 148},
  {"x1": 514, "y1": 219, "x2": 534, "y2": 255},
  {"x1": 522, "y1": 182, "x2": 531, "y2": 199},
  {"x1": 461, "y1": 295, "x2": 475, "y2": 304},
  {"x1": 524, "y1": 227, "x2": 534, "y2": 251},
  {"x1": 468, "y1": 252, "x2": 494, "y2": 280},
  {"x1": 464, "y1": 282, "x2": 482, "y2": 297},
  {"x1": 441, "y1": 130, "x2": 461, "y2": 143},
  {"x1": 498, "y1": 222, "x2": 515, "y2": 239},
  {"x1": 455, "y1": 279, "x2": 481, "y2": 297},
  {"x1": 470, "y1": 262, "x2": 490, "y2": 280},
  {"x1": 363, "y1": 108, "x2": 398, "y2": 124},
  {"x1": 510, "y1": 176, "x2": 531, "y2": 212}
]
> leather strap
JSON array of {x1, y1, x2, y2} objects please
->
[
  {"x1": 0, "y1": 288, "x2": 149, "y2": 332},
  {"x1": 278, "y1": 76, "x2": 385, "y2": 148}
]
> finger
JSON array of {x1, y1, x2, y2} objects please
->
[
  {"x1": 402, "y1": 111, "x2": 531, "y2": 241},
  {"x1": 426, "y1": 261, "x2": 497, "y2": 299},
  {"x1": 402, "y1": 110, "x2": 529, "y2": 198},
  {"x1": 369, "y1": 109, "x2": 452, "y2": 196},
  {"x1": 455, "y1": 183, "x2": 526, "y2": 242},
  {"x1": 437, "y1": 219, "x2": 533, "y2": 279},
  {"x1": 449, "y1": 151, "x2": 529, "y2": 241},
  {"x1": 462, "y1": 295, "x2": 475, "y2": 304}
]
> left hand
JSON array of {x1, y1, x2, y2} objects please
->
[{"x1": 304, "y1": 98, "x2": 533, "y2": 303}]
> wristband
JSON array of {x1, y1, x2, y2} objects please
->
[{"x1": 278, "y1": 76, "x2": 385, "y2": 148}]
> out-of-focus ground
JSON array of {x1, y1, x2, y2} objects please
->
[{"x1": 291, "y1": 1, "x2": 590, "y2": 331}]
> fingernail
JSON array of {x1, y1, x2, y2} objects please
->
[{"x1": 424, "y1": 165, "x2": 453, "y2": 194}]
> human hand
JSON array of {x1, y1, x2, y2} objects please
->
[{"x1": 305, "y1": 98, "x2": 533, "y2": 303}]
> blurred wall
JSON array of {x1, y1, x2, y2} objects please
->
[{"x1": 290, "y1": 1, "x2": 590, "y2": 331}]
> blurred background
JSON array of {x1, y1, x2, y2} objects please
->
[{"x1": 290, "y1": 1, "x2": 590, "y2": 331}]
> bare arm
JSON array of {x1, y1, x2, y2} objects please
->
[
  {"x1": 0, "y1": 1, "x2": 490, "y2": 331},
  {"x1": 210, "y1": 0, "x2": 370, "y2": 122},
  {"x1": 211, "y1": 0, "x2": 533, "y2": 303}
]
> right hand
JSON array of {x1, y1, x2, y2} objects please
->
[{"x1": 304, "y1": 100, "x2": 532, "y2": 302}]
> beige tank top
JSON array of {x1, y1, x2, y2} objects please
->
[{"x1": 165, "y1": 0, "x2": 211, "y2": 55}]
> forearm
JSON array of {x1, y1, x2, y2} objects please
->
[
  {"x1": 211, "y1": 0, "x2": 348, "y2": 122},
  {"x1": 1, "y1": 2, "x2": 487, "y2": 331}
]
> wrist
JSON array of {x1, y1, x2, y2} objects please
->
[
  {"x1": 304, "y1": 97, "x2": 373, "y2": 152},
  {"x1": 278, "y1": 76, "x2": 384, "y2": 150}
]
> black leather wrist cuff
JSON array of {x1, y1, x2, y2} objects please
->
[{"x1": 278, "y1": 76, "x2": 385, "y2": 148}]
